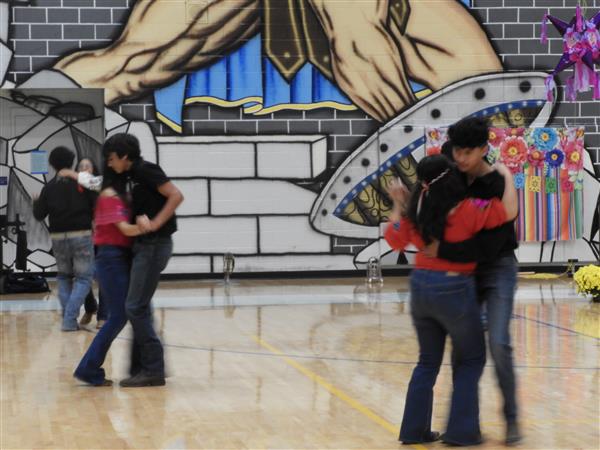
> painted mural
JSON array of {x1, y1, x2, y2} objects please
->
[{"x1": 1, "y1": 0, "x2": 599, "y2": 274}]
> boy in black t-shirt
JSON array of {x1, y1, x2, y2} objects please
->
[
  {"x1": 103, "y1": 133, "x2": 183, "y2": 387},
  {"x1": 426, "y1": 118, "x2": 521, "y2": 446}
]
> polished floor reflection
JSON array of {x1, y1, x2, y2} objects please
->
[{"x1": 1, "y1": 277, "x2": 599, "y2": 449}]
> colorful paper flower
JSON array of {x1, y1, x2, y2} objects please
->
[
  {"x1": 507, "y1": 127, "x2": 525, "y2": 138},
  {"x1": 532, "y1": 128, "x2": 559, "y2": 151},
  {"x1": 545, "y1": 177, "x2": 557, "y2": 193},
  {"x1": 500, "y1": 137, "x2": 528, "y2": 171},
  {"x1": 426, "y1": 146, "x2": 441, "y2": 156},
  {"x1": 574, "y1": 174, "x2": 584, "y2": 190},
  {"x1": 527, "y1": 148, "x2": 546, "y2": 168},
  {"x1": 514, "y1": 173, "x2": 525, "y2": 189},
  {"x1": 488, "y1": 128, "x2": 506, "y2": 147},
  {"x1": 428, "y1": 129, "x2": 441, "y2": 141},
  {"x1": 561, "y1": 177, "x2": 575, "y2": 192},
  {"x1": 545, "y1": 149, "x2": 564, "y2": 167},
  {"x1": 528, "y1": 175, "x2": 541, "y2": 192},
  {"x1": 563, "y1": 140, "x2": 584, "y2": 171},
  {"x1": 486, "y1": 146, "x2": 500, "y2": 164}
]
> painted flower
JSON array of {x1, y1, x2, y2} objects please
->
[
  {"x1": 575, "y1": 174, "x2": 584, "y2": 191},
  {"x1": 528, "y1": 175, "x2": 541, "y2": 193},
  {"x1": 545, "y1": 149, "x2": 564, "y2": 167},
  {"x1": 532, "y1": 128, "x2": 559, "y2": 151},
  {"x1": 500, "y1": 137, "x2": 528, "y2": 171},
  {"x1": 527, "y1": 148, "x2": 546, "y2": 168},
  {"x1": 561, "y1": 177, "x2": 575, "y2": 192},
  {"x1": 488, "y1": 128, "x2": 506, "y2": 147},
  {"x1": 545, "y1": 177, "x2": 557, "y2": 194},
  {"x1": 514, "y1": 173, "x2": 525, "y2": 189},
  {"x1": 426, "y1": 146, "x2": 441, "y2": 156}
]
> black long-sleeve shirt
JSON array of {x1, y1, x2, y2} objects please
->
[
  {"x1": 438, "y1": 170, "x2": 518, "y2": 264},
  {"x1": 33, "y1": 177, "x2": 96, "y2": 232}
]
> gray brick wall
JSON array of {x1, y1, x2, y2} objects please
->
[
  {"x1": 7, "y1": 0, "x2": 131, "y2": 83},
  {"x1": 5, "y1": 0, "x2": 600, "y2": 256}
]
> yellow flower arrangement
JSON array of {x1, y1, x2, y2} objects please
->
[{"x1": 573, "y1": 264, "x2": 600, "y2": 302}]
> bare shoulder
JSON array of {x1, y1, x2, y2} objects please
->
[{"x1": 100, "y1": 187, "x2": 117, "y2": 197}]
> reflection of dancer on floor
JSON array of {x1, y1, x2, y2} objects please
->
[
  {"x1": 54, "y1": 0, "x2": 501, "y2": 121},
  {"x1": 424, "y1": 117, "x2": 522, "y2": 445},
  {"x1": 384, "y1": 155, "x2": 517, "y2": 446},
  {"x1": 74, "y1": 168, "x2": 149, "y2": 387}
]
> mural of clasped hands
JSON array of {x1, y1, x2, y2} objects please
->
[{"x1": 53, "y1": 0, "x2": 502, "y2": 122}]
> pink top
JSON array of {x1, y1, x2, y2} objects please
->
[
  {"x1": 384, "y1": 198, "x2": 507, "y2": 274},
  {"x1": 93, "y1": 196, "x2": 132, "y2": 248}
]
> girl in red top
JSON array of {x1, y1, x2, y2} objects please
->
[
  {"x1": 385, "y1": 155, "x2": 517, "y2": 446},
  {"x1": 74, "y1": 170, "x2": 149, "y2": 386}
]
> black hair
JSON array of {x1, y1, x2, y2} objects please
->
[
  {"x1": 101, "y1": 167, "x2": 129, "y2": 202},
  {"x1": 102, "y1": 133, "x2": 141, "y2": 161},
  {"x1": 448, "y1": 117, "x2": 489, "y2": 149},
  {"x1": 78, "y1": 157, "x2": 101, "y2": 176},
  {"x1": 441, "y1": 140, "x2": 454, "y2": 160},
  {"x1": 48, "y1": 146, "x2": 75, "y2": 171},
  {"x1": 407, "y1": 155, "x2": 467, "y2": 244}
]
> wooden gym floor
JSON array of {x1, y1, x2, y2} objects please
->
[{"x1": 1, "y1": 276, "x2": 599, "y2": 449}]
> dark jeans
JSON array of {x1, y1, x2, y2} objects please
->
[
  {"x1": 400, "y1": 270, "x2": 486, "y2": 446},
  {"x1": 74, "y1": 246, "x2": 131, "y2": 385},
  {"x1": 477, "y1": 255, "x2": 518, "y2": 423},
  {"x1": 126, "y1": 236, "x2": 172, "y2": 377},
  {"x1": 84, "y1": 286, "x2": 107, "y2": 320}
]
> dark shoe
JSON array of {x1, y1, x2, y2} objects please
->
[
  {"x1": 74, "y1": 373, "x2": 113, "y2": 387},
  {"x1": 400, "y1": 431, "x2": 440, "y2": 444},
  {"x1": 61, "y1": 325, "x2": 80, "y2": 332},
  {"x1": 79, "y1": 312, "x2": 94, "y2": 326},
  {"x1": 119, "y1": 373, "x2": 165, "y2": 388},
  {"x1": 440, "y1": 433, "x2": 483, "y2": 446},
  {"x1": 505, "y1": 422, "x2": 522, "y2": 446}
]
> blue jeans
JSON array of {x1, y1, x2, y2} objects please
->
[
  {"x1": 400, "y1": 270, "x2": 486, "y2": 446},
  {"x1": 52, "y1": 235, "x2": 94, "y2": 330},
  {"x1": 126, "y1": 236, "x2": 172, "y2": 377},
  {"x1": 74, "y1": 246, "x2": 130, "y2": 385},
  {"x1": 477, "y1": 255, "x2": 518, "y2": 423}
]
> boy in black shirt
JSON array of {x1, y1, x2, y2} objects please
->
[
  {"x1": 102, "y1": 133, "x2": 183, "y2": 387},
  {"x1": 33, "y1": 146, "x2": 96, "y2": 331},
  {"x1": 426, "y1": 118, "x2": 521, "y2": 445}
]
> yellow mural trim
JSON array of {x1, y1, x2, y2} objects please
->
[
  {"x1": 156, "y1": 111, "x2": 182, "y2": 133},
  {"x1": 184, "y1": 96, "x2": 263, "y2": 108},
  {"x1": 415, "y1": 88, "x2": 432, "y2": 99},
  {"x1": 160, "y1": 87, "x2": 431, "y2": 130},
  {"x1": 252, "y1": 101, "x2": 358, "y2": 115}
]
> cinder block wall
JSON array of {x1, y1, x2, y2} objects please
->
[{"x1": 6, "y1": 0, "x2": 599, "y2": 258}]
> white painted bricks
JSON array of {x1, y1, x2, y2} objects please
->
[
  {"x1": 211, "y1": 180, "x2": 316, "y2": 215},
  {"x1": 158, "y1": 135, "x2": 327, "y2": 179},
  {"x1": 259, "y1": 216, "x2": 330, "y2": 253}
]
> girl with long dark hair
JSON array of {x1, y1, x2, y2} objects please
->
[
  {"x1": 384, "y1": 154, "x2": 518, "y2": 446},
  {"x1": 73, "y1": 167, "x2": 149, "y2": 386}
]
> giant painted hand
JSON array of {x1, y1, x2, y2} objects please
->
[
  {"x1": 54, "y1": 0, "x2": 501, "y2": 122},
  {"x1": 55, "y1": 0, "x2": 260, "y2": 104}
]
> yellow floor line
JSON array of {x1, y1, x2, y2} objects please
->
[{"x1": 252, "y1": 335, "x2": 429, "y2": 450}]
